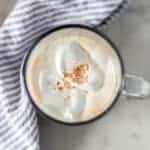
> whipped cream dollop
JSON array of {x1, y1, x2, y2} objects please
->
[
  {"x1": 39, "y1": 42, "x2": 104, "y2": 121},
  {"x1": 55, "y1": 42, "x2": 104, "y2": 91}
]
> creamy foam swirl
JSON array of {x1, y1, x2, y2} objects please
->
[{"x1": 39, "y1": 42, "x2": 104, "y2": 121}]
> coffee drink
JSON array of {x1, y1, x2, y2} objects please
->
[{"x1": 26, "y1": 27, "x2": 122, "y2": 123}]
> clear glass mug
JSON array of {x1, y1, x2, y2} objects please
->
[{"x1": 22, "y1": 25, "x2": 150, "y2": 125}]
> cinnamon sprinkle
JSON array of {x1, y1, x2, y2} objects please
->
[
  {"x1": 56, "y1": 81, "x2": 63, "y2": 91},
  {"x1": 56, "y1": 64, "x2": 89, "y2": 91}
]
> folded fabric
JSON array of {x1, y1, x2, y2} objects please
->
[{"x1": 0, "y1": 0, "x2": 127, "y2": 149}]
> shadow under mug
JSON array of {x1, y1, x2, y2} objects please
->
[{"x1": 22, "y1": 24, "x2": 150, "y2": 125}]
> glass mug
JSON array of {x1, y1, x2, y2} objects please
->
[{"x1": 22, "y1": 25, "x2": 150, "y2": 125}]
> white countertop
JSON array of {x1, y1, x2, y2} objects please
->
[{"x1": 1, "y1": 0, "x2": 150, "y2": 150}]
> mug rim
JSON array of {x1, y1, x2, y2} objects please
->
[{"x1": 22, "y1": 24, "x2": 124, "y2": 126}]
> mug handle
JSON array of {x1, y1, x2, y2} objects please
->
[{"x1": 122, "y1": 74, "x2": 150, "y2": 98}]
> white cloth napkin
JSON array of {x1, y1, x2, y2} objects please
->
[{"x1": 0, "y1": 0, "x2": 127, "y2": 149}]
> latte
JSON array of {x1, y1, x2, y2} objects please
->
[{"x1": 26, "y1": 27, "x2": 122, "y2": 123}]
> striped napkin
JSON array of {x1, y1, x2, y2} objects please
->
[{"x1": 0, "y1": 0, "x2": 127, "y2": 149}]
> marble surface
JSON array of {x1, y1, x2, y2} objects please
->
[{"x1": 0, "y1": 0, "x2": 150, "y2": 150}]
